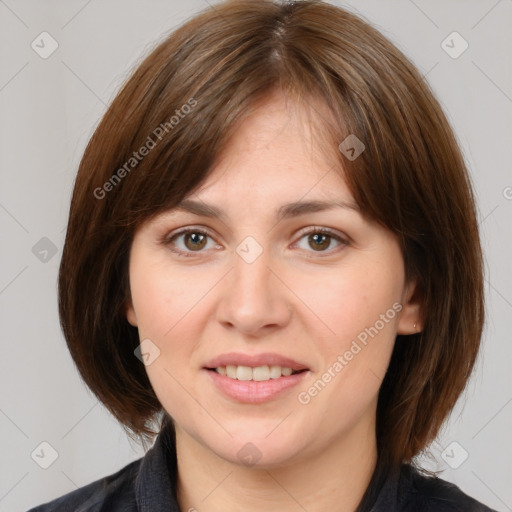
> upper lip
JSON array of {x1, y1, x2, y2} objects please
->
[{"x1": 203, "y1": 352, "x2": 309, "y2": 371}]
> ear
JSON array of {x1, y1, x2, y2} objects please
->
[
  {"x1": 397, "y1": 277, "x2": 423, "y2": 335},
  {"x1": 125, "y1": 298, "x2": 138, "y2": 327}
]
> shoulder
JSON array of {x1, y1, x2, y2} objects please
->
[
  {"x1": 398, "y1": 464, "x2": 498, "y2": 512},
  {"x1": 26, "y1": 457, "x2": 142, "y2": 512}
]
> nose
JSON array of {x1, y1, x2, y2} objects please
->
[{"x1": 215, "y1": 243, "x2": 292, "y2": 337}]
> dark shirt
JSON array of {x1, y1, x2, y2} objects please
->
[{"x1": 28, "y1": 423, "x2": 498, "y2": 512}]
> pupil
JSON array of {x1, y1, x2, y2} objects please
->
[
  {"x1": 187, "y1": 233, "x2": 206, "y2": 250},
  {"x1": 310, "y1": 233, "x2": 329, "y2": 251}
]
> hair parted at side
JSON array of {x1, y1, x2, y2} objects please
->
[{"x1": 59, "y1": 0, "x2": 484, "y2": 486}]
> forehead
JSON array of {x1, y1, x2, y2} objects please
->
[{"x1": 189, "y1": 92, "x2": 354, "y2": 208}]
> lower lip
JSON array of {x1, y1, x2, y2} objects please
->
[{"x1": 204, "y1": 369, "x2": 309, "y2": 404}]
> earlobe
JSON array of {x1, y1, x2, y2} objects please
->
[
  {"x1": 126, "y1": 301, "x2": 138, "y2": 327},
  {"x1": 397, "y1": 304, "x2": 422, "y2": 334},
  {"x1": 397, "y1": 279, "x2": 423, "y2": 335}
]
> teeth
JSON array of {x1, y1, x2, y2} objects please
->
[
  {"x1": 253, "y1": 366, "x2": 270, "y2": 381},
  {"x1": 236, "y1": 365, "x2": 252, "y2": 381},
  {"x1": 215, "y1": 365, "x2": 298, "y2": 381},
  {"x1": 269, "y1": 365, "x2": 282, "y2": 379}
]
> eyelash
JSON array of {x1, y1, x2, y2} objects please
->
[{"x1": 163, "y1": 226, "x2": 349, "y2": 259}]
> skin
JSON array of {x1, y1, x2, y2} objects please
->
[{"x1": 126, "y1": 91, "x2": 421, "y2": 512}]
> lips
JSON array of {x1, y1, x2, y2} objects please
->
[
  {"x1": 202, "y1": 352, "x2": 310, "y2": 403},
  {"x1": 203, "y1": 352, "x2": 309, "y2": 372},
  {"x1": 205, "y1": 365, "x2": 309, "y2": 403}
]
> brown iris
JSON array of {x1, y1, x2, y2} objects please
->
[
  {"x1": 184, "y1": 232, "x2": 207, "y2": 251},
  {"x1": 309, "y1": 233, "x2": 330, "y2": 251}
]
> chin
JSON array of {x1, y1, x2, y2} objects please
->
[{"x1": 201, "y1": 427, "x2": 309, "y2": 469}]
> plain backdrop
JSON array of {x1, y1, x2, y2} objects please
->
[{"x1": 0, "y1": 1, "x2": 511, "y2": 511}]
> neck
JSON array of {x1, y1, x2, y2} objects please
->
[{"x1": 175, "y1": 414, "x2": 378, "y2": 512}]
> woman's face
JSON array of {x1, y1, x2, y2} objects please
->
[{"x1": 126, "y1": 93, "x2": 419, "y2": 467}]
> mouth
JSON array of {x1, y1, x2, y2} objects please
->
[
  {"x1": 204, "y1": 366, "x2": 309, "y2": 404},
  {"x1": 202, "y1": 353, "x2": 310, "y2": 404},
  {"x1": 206, "y1": 365, "x2": 307, "y2": 381}
]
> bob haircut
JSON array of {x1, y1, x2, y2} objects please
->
[{"x1": 59, "y1": 0, "x2": 484, "y2": 478}]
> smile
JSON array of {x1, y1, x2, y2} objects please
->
[{"x1": 209, "y1": 365, "x2": 304, "y2": 381}]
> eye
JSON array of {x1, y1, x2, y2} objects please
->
[
  {"x1": 163, "y1": 226, "x2": 349, "y2": 258},
  {"x1": 164, "y1": 228, "x2": 220, "y2": 258},
  {"x1": 293, "y1": 227, "x2": 349, "y2": 256}
]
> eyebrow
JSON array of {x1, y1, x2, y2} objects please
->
[{"x1": 173, "y1": 198, "x2": 360, "y2": 222}]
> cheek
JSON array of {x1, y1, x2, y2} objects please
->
[
  {"x1": 297, "y1": 262, "x2": 403, "y2": 347},
  {"x1": 296, "y1": 262, "x2": 402, "y2": 404},
  {"x1": 129, "y1": 261, "x2": 208, "y2": 422},
  {"x1": 130, "y1": 258, "x2": 212, "y2": 340},
  {"x1": 129, "y1": 259, "x2": 218, "y2": 401}
]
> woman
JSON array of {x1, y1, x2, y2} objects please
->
[{"x1": 29, "y1": 0, "x2": 497, "y2": 510}]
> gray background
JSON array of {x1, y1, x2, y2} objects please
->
[{"x1": 0, "y1": 0, "x2": 510, "y2": 511}]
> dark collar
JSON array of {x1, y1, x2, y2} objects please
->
[{"x1": 134, "y1": 421, "x2": 181, "y2": 511}]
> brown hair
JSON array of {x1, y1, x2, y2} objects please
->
[{"x1": 58, "y1": 0, "x2": 484, "y2": 506}]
